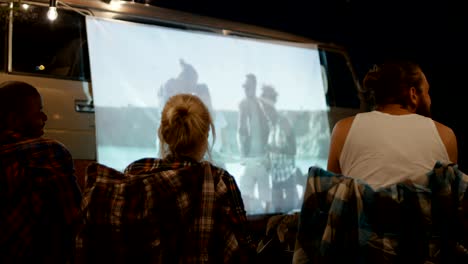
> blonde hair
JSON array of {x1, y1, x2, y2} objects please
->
[{"x1": 158, "y1": 94, "x2": 215, "y2": 159}]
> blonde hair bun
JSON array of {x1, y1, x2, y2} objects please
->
[{"x1": 158, "y1": 93, "x2": 215, "y2": 159}]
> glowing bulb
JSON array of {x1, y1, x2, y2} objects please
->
[
  {"x1": 47, "y1": 6, "x2": 58, "y2": 21},
  {"x1": 22, "y1": 4, "x2": 29, "y2": 10},
  {"x1": 109, "y1": 0, "x2": 122, "y2": 8}
]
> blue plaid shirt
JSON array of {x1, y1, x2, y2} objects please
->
[{"x1": 293, "y1": 162, "x2": 468, "y2": 264}]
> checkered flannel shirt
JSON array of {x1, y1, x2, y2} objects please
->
[
  {"x1": 293, "y1": 162, "x2": 468, "y2": 264},
  {"x1": 0, "y1": 137, "x2": 82, "y2": 262},
  {"x1": 79, "y1": 156, "x2": 255, "y2": 263}
]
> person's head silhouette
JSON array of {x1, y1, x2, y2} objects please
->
[{"x1": 0, "y1": 81, "x2": 48, "y2": 142}]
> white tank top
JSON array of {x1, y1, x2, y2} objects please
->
[{"x1": 339, "y1": 111, "x2": 450, "y2": 189}]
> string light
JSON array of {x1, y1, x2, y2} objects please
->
[
  {"x1": 109, "y1": 0, "x2": 123, "y2": 8},
  {"x1": 47, "y1": 0, "x2": 58, "y2": 21}
]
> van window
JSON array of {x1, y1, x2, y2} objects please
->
[
  {"x1": 321, "y1": 50, "x2": 361, "y2": 109},
  {"x1": 11, "y1": 5, "x2": 90, "y2": 80},
  {"x1": 320, "y1": 50, "x2": 362, "y2": 130},
  {"x1": 0, "y1": 9, "x2": 6, "y2": 72},
  {"x1": 0, "y1": 29, "x2": 4, "y2": 72}
]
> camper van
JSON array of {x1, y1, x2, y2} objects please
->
[{"x1": 0, "y1": 0, "x2": 362, "y2": 215}]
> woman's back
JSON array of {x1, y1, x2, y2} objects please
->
[
  {"x1": 78, "y1": 93, "x2": 255, "y2": 263},
  {"x1": 125, "y1": 156, "x2": 255, "y2": 263}
]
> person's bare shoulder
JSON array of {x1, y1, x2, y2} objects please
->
[
  {"x1": 331, "y1": 115, "x2": 356, "y2": 151},
  {"x1": 334, "y1": 116, "x2": 355, "y2": 133},
  {"x1": 327, "y1": 115, "x2": 355, "y2": 173},
  {"x1": 433, "y1": 120, "x2": 458, "y2": 163}
]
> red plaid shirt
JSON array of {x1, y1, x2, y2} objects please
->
[
  {"x1": 78, "y1": 156, "x2": 256, "y2": 263},
  {"x1": 0, "y1": 137, "x2": 82, "y2": 263}
]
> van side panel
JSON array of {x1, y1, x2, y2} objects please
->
[{"x1": 0, "y1": 73, "x2": 96, "y2": 160}]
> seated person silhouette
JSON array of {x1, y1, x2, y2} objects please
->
[
  {"x1": 327, "y1": 60, "x2": 457, "y2": 189},
  {"x1": 293, "y1": 61, "x2": 466, "y2": 264},
  {"x1": 0, "y1": 81, "x2": 82, "y2": 263},
  {"x1": 156, "y1": 59, "x2": 228, "y2": 167},
  {"x1": 78, "y1": 94, "x2": 256, "y2": 263}
]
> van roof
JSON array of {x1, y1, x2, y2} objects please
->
[{"x1": 15, "y1": 0, "x2": 348, "y2": 52}]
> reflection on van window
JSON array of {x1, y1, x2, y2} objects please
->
[
  {"x1": 321, "y1": 51, "x2": 360, "y2": 109},
  {"x1": 12, "y1": 5, "x2": 90, "y2": 80}
]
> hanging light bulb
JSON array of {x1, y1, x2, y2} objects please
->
[
  {"x1": 47, "y1": 0, "x2": 58, "y2": 21},
  {"x1": 47, "y1": 6, "x2": 58, "y2": 20},
  {"x1": 109, "y1": 0, "x2": 123, "y2": 8}
]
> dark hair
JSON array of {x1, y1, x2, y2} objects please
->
[
  {"x1": 362, "y1": 61, "x2": 424, "y2": 108},
  {"x1": 246, "y1": 73, "x2": 256, "y2": 86},
  {"x1": 158, "y1": 94, "x2": 215, "y2": 159},
  {"x1": 261, "y1": 84, "x2": 278, "y2": 101},
  {"x1": 0, "y1": 81, "x2": 40, "y2": 131}
]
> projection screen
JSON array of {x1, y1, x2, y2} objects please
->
[{"x1": 86, "y1": 16, "x2": 331, "y2": 214}]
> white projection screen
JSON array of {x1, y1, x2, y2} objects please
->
[{"x1": 86, "y1": 16, "x2": 331, "y2": 215}]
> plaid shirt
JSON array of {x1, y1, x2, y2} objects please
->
[
  {"x1": 78, "y1": 156, "x2": 256, "y2": 264},
  {"x1": 0, "y1": 137, "x2": 82, "y2": 263},
  {"x1": 270, "y1": 153, "x2": 296, "y2": 183},
  {"x1": 293, "y1": 162, "x2": 468, "y2": 264}
]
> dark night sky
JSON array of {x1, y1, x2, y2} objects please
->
[
  {"x1": 147, "y1": 0, "x2": 467, "y2": 82},
  {"x1": 147, "y1": 0, "x2": 468, "y2": 169},
  {"x1": 149, "y1": 0, "x2": 467, "y2": 63}
]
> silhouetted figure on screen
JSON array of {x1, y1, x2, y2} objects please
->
[
  {"x1": 237, "y1": 74, "x2": 271, "y2": 212},
  {"x1": 156, "y1": 59, "x2": 231, "y2": 165},
  {"x1": 157, "y1": 59, "x2": 213, "y2": 113},
  {"x1": 260, "y1": 85, "x2": 299, "y2": 212}
]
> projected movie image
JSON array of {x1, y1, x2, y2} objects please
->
[{"x1": 86, "y1": 17, "x2": 331, "y2": 214}]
